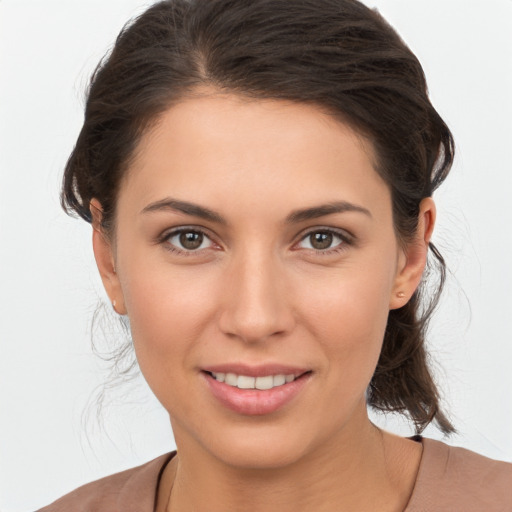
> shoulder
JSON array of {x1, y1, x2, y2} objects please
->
[
  {"x1": 37, "y1": 452, "x2": 175, "y2": 512},
  {"x1": 407, "y1": 437, "x2": 512, "y2": 512}
]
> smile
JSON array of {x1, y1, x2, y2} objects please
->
[
  {"x1": 202, "y1": 367, "x2": 312, "y2": 415},
  {"x1": 210, "y1": 372, "x2": 297, "y2": 390}
]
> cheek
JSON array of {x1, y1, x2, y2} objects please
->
[
  {"x1": 300, "y1": 264, "x2": 393, "y2": 386},
  {"x1": 119, "y1": 257, "x2": 221, "y2": 379}
]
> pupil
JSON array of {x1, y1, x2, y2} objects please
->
[
  {"x1": 311, "y1": 232, "x2": 333, "y2": 250},
  {"x1": 180, "y1": 231, "x2": 203, "y2": 250}
]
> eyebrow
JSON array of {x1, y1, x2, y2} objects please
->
[
  {"x1": 141, "y1": 198, "x2": 227, "y2": 224},
  {"x1": 141, "y1": 197, "x2": 372, "y2": 224},
  {"x1": 285, "y1": 201, "x2": 372, "y2": 223}
]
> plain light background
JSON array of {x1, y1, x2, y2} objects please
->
[{"x1": 1, "y1": 0, "x2": 511, "y2": 510}]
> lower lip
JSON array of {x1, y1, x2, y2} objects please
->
[{"x1": 203, "y1": 372, "x2": 311, "y2": 415}]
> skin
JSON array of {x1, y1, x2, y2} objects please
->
[{"x1": 91, "y1": 90, "x2": 434, "y2": 511}]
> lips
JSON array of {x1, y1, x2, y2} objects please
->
[
  {"x1": 202, "y1": 363, "x2": 310, "y2": 378},
  {"x1": 201, "y1": 364, "x2": 312, "y2": 415}
]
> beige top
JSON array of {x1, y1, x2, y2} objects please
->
[{"x1": 37, "y1": 437, "x2": 512, "y2": 511}]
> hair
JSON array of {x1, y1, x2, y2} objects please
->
[{"x1": 62, "y1": 0, "x2": 455, "y2": 434}]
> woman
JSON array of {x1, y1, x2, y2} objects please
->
[{"x1": 36, "y1": 0, "x2": 511, "y2": 510}]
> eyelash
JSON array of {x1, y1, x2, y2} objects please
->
[
  {"x1": 296, "y1": 228, "x2": 353, "y2": 255},
  {"x1": 158, "y1": 226, "x2": 217, "y2": 256},
  {"x1": 158, "y1": 226, "x2": 353, "y2": 256}
]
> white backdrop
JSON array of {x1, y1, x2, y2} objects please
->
[{"x1": 1, "y1": 1, "x2": 511, "y2": 510}]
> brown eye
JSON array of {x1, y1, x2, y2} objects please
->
[
  {"x1": 297, "y1": 229, "x2": 348, "y2": 253},
  {"x1": 165, "y1": 229, "x2": 213, "y2": 252},
  {"x1": 309, "y1": 232, "x2": 333, "y2": 250},
  {"x1": 179, "y1": 231, "x2": 203, "y2": 250}
]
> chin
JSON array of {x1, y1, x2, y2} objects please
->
[{"x1": 199, "y1": 422, "x2": 320, "y2": 470}]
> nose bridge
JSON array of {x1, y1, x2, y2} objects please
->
[{"x1": 219, "y1": 243, "x2": 293, "y2": 342}]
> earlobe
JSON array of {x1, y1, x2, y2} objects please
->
[
  {"x1": 389, "y1": 198, "x2": 436, "y2": 310},
  {"x1": 90, "y1": 199, "x2": 127, "y2": 315}
]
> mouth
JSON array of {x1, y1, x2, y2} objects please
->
[
  {"x1": 201, "y1": 367, "x2": 312, "y2": 416},
  {"x1": 205, "y1": 371, "x2": 305, "y2": 390}
]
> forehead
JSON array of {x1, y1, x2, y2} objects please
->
[{"x1": 120, "y1": 93, "x2": 391, "y2": 221}]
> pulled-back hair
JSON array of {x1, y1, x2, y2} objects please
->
[{"x1": 62, "y1": 0, "x2": 455, "y2": 434}]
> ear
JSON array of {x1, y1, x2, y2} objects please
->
[
  {"x1": 90, "y1": 199, "x2": 127, "y2": 315},
  {"x1": 389, "y1": 197, "x2": 436, "y2": 310}
]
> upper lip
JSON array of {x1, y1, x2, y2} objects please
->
[{"x1": 202, "y1": 363, "x2": 311, "y2": 378}]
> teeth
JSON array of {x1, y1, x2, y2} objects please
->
[
  {"x1": 255, "y1": 375, "x2": 274, "y2": 390},
  {"x1": 225, "y1": 373, "x2": 238, "y2": 386},
  {"x1": 237, "y1": 375, "x2": 255, "y2": 389},
  {"x1": 273, "y1": 374, "x2": 286, "y2": 386},
  {"x1": 212, "y1": 372, "x2": 297, "y2": 389}
]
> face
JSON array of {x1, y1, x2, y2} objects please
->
[{"x1": 93, "y1": 91, "x2": 427, "y2": 469}]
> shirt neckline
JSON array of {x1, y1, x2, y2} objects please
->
[{"x1": 119, "y1": 435, "x2": 435, "y2": 511}]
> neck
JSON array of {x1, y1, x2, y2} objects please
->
[{"x1": 161, "y1": 412, "x2": 422, "y2": 512}]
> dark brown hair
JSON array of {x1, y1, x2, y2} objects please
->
[{"x1": 63, "y1": 0, "x2": 455, "y2": 434}]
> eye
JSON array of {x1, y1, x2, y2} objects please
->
[
  {"x1": 164, "y1": 229, "x2": 214, "y2": 252},
  {"x1": 297, "y1": 229, "x2": 349, "y2": 252}
]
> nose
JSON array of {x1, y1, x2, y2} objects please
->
[{"x1": 218, "y1": 250, "x2": 295, "y2": 344}]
